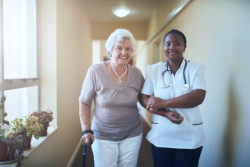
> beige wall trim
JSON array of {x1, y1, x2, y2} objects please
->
[
  {"x1": 67, "y1": 141, "x2": 82, "y2": 167},
  {"x1": 135, "y1": 0, "x2": 192, "y2": 55}
]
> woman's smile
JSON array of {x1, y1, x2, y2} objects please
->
[
  {"x1": 119, "y1": 56, "x2": 128, "y2": 60},
  {"x1": 169, "y1": 51, "x2": 177, "y2": 54}
]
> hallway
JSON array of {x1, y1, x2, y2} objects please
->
[
  {"x1": 72, "y1": 116, "x2": 153, "y2": 167},
  {"x1": 5, "y1": 0, "x2": 249, "y2": 166}
]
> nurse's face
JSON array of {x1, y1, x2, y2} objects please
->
[{"x1": 164, "y1": 33, "x2": 186, "y2": 62}]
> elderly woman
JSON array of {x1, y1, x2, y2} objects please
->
[
  {"x1": 140, "y1": 29, "x2": 206, "y2": 167},
  {"x1": 79, "y1": 29, "x2": 144, "y2": 167}
]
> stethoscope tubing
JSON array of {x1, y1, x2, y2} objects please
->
[
  {"x1": 162, "y1": 58, "x2": 188, "y2": 88},
  {"x1": 183, "y1": 59, "x2": 187, "y2": 85}
]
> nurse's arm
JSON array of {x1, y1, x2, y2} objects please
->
[
  {"x1": 139, "y1": 93, "x2": 151, "y2": 110},
  {"x1": 139, "y1": 93, "x2": 184, "y2": 124},
  {"x1": 148, "y1": 89, "x2": 206, "y2": 109}
]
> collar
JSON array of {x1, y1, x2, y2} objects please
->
[{"x1": 164, "y1": 58, "x2": 186, "y2": 74}]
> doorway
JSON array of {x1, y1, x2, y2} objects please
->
[{"x1": 153, "y1": 37, "x2": 162, "y2": 64}]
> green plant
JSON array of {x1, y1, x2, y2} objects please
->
[
  {"x1": 0, "y1": 127, "x2": 5, "y2": 143},
  {"x1": 31, "y1": 109, "x2": 53, "y2": 124},
  {"x1": 0, "y1": 96, "x2": 9, "y2": 126},
  {"x1": 0, "y1": 125, "x2": 9, "y2": 143},
  {"x1": 0, "y1": 96, "x2": 9, "y2": 144},
  {"x1": 0, "y1": 127, "x2": 3, "y2": 143},
  {"x1": 5, "y1": 115, "x2": 43, "y2": 139},
  {"x1": 3, "y1": 116, "x2": 43, "y2": 166},
  {"x1": 0, "y1": 125, "x2": 27, "y2": 167}
]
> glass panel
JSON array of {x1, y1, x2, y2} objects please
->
[
  {"x1": 3, "y1": 0, "x2": 37, "y2": 79},
  {"x1": 4, "y1": 86, "x2": 38, "y2": 122}
]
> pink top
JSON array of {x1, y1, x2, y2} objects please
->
[{"x1": 79, "y1": 62, "x2": 144, "y2": 141}]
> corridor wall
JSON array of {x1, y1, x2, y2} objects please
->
[
  {"x1": 147, "y1": 0, "x2": 181, "y2": 38},
  {"x1": 92, "y1": 22, "x2": 148, "y2": 40},
  {"x1": 136, "y1": 0, "x2": 250, "y2": 167}
]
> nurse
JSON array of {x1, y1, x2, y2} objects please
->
[{"x1": 139, "y1": 29, "x2": 206, "y2": 167}]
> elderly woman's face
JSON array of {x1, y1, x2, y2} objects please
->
[{"x1": 111, "y1": 39, "x2": 133, "y2": 66}]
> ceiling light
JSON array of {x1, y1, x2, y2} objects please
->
[{"x1": 112, "y1": 8, "x2": 130, "y2": 17}]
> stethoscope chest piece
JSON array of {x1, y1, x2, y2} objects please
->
[{"x1": 183, "y1": 84, "x2": 189, "y2": 91}]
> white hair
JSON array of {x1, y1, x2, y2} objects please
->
[{"x1": 105, "y1": 29, "x2": 136, "y2": 56}]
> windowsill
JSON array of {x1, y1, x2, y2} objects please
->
[{"x1": 0, "y1": 127, "x2": 58, "y2": 167}]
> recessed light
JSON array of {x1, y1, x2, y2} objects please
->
[{"x1": 112, "y1": 8, "x2": 130, "y2": 17}]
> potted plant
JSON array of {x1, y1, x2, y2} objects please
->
[
  {"x1": 31, "y1": 109, "x2": 53, "y2": 136},
  {"x1": 5, "y1": 115, "x2": 43, "y2": 150},
  {"x1": 6, "y1": 135, "x2": 28, "y2": 166},
  {"x1": 1, "y1": 125, "x2": 28, "y2": 166}
]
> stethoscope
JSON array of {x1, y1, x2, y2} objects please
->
[{"x1": 162, "y1": 58, "x2": 189, "y2": 91}]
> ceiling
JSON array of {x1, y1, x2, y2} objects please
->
[{"x1": 82, "y1": 0, "x2": 161, "y2": 22}]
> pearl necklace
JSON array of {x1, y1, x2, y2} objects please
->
[{"x1": 111, "y1": 62, "x2": 127, "y2": 83}]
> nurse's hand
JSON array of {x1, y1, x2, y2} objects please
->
[
  {"x1": 164, "y1": 111, "x2": 184, "y2": 124},
  {"x1": 148, "y1": 95, "x2": 165, "y2": 109}
]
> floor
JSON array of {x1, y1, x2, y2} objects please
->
[{"x1": 72, "y1": 116, "x2": 153, "y2": 167}]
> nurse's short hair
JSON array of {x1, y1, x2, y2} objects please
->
[
  {"x1": 163, "y1": 29, "x2": 187, "y2": 45},
  {"x1": 105, "y1": 29, "x2": 136, "y2": 56}
]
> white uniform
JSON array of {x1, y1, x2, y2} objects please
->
[{"x1": 141, "y1": 58, "x2": 206, "y2": 149}]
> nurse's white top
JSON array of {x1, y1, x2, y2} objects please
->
[{"x1": 141, "y1": 58, "x2": 206, "y2": 149}]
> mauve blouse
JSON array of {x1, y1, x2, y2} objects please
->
[{"x1": 79, "y1": 62, "x2": 144, "y2": 141}]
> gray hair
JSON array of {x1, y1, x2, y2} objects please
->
[{"x1": 105, "y1": 29, "x2": 136, "y2": 56}]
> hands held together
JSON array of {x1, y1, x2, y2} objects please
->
[{"x1": 146, "y1": 95, "x2": 184, "y2": 124}]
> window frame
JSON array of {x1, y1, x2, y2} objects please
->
[{"x1": 0, "y1": 0, "x2": 39, "y2": 126}]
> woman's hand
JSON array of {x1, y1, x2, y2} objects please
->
[
  {"x1": 80, "y1": 133, "x2": 95, "y2": 145},
  {"x1": 148, "y1": 95, "x2": 165, "y2": 109},
  {"x1": 164, "y1": 111, "x2": 184, "y2": 124},
  {"x1": 148, "y1": 107, "x2": 159, "y2": 112}
]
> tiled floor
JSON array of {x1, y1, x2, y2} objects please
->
[{"x1": 72, "y1": 116, "x2": 153, "y2": 167}]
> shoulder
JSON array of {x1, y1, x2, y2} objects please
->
[
  {"x1": 188, "y1": 61, "x2": 205, "y2": 76},
  {"x1": 88, "y1": 62, "x2": 105, "y2": 73},
  {"x1": 129, "y1": 65, "x2": 143, "y2": 76},
  {"x1": 188, "y1": 61, "x2": 205, "y2": 71}
]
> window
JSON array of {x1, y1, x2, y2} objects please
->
[{"x1": 0, "y1": 0, "x2": 38, "y2": 123}]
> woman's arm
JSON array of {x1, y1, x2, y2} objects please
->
[
  {"x1": 139, "y1": 93, "x2": 184, "y2": 124},
  {"x1": 79, "y1": 102, "x2": 94, "y2": 145},
  {"x1": 148, "y1": 89, "x2": 206, "y2": 109}
]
